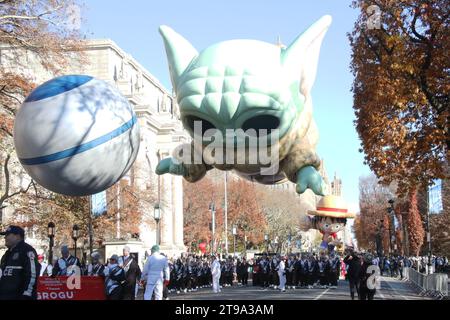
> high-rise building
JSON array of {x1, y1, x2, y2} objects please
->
[{"x1": 331, "y1": 172, "x2": 342, "y2": 197}]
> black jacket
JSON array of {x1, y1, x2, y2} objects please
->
[
  {"x1": 0, "y1": 241, "x2": 41, "y2": 300},
  {"x1": 121, "y1": 256, "x2": 141, "y2": 288},
  {"x1": 344, "y1": 254, "x2": 361, "y2": 280}
]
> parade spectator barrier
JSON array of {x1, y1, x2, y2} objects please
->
[
  {"x1": 404, "y1": 267, "x2": 448, "y2": 300},
  {"x1": 37, "y1": 276, "x2": 106, "y2": 300}
]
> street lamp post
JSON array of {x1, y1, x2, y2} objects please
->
[
  {"x1": 274, "y1": 236, "x2": 279, "y2": 254},
  {"x1": 387, "y1": 200, "x2": 395, "y2": 255},
  {"x1": 288, "y1": 232, "x2": 292, "y2": 254},
  {"x1": 224, "y1": 172, "x2": 229, "y2": 256},
  {"x1": 426, "y1": 188, "x2": 432, "y2": 274},
  {"x1": 209, "y1": 202, "x2": 216, "y2": 254},
  {"x1": 47, "y1": 222, "x2": 55, "y2": 265},
  {"x1": 154, "y1": 203, "x2": 161, "y2": 245},
  {"x1": 232, "y1": 225, "x2": 237, "y2": 257},
  {"x1": 375, "y1": 219, "x2": 384, "y2": 257},
  {"x1": 72, "y1": 224, "x2": 79, "y2": 259},
  {"x1": 244, "y1": 234, "x2": 247, "y2": 258},
  {"x1": 264, "y1": 234, "x2": 269, "y2": 253}
]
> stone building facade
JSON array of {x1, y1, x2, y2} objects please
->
[{"x1": 0, "y1": 39, "x2": 187, "y2": 258}]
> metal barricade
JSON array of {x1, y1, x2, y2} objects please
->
[{"x1": 404, "y1": 267, "x2": 448, "y2": 299}]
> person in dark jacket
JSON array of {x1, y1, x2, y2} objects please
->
[
  {"x1": 359, "y1": 253, "x2": 377, "y2": 300},
  {"x1": 174, "y1": 259, "x2": 184, "y2": 293},
  {"x1": 0, "y1": 226, "x2": 41, "y2": 300},
  {"x1": 119, "y1": 247, "x2": 141, "y2": 300},
  {"x1": 259, "y1": 255, "x2": 270, "y2": 289},
  {"x1": 344, "y1": 248, "x2": 362, "y2": 300},
  {"x1": 240, "y1": 258, "x2": 249, "y2": 286}
]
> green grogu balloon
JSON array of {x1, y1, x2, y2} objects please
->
[{"x1": 156, "y1": 16, "x2": 332, "y2": 195}]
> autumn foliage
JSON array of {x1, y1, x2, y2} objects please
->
[
  {"x1": 405, "y1": 190, "x2": 425, "y2": 256},
  {"x1": 353, "y1": 175, "x2": 394, "y2": 253},
  {"x1": 183, "y1": 173, "x2": 267, "y2": 253},
  {"x1": 349, "y1": 0, "x2": 449, "y2": 194},
  {"x1": 0, "y1": 1, "x2": 87, "y2": 236}
]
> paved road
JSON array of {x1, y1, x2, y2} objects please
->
[{"x1": 163, "y1": 277, "x2": 428, "y2": 300}]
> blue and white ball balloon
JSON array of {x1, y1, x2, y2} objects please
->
[{"x1": 14, "y1": 75, "x2": 140, "y2": 196}]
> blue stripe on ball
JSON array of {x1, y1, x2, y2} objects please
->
[
  {"x1": 19, "y1": 115, "x2": 137, "y2": 165},
  {"x1": 25, "y1": 75, "x2": 94, "y2": 102}
]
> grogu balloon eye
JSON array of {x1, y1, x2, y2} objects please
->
[
  {"x1": 242, "y1": 115, "x2": 280, "y2": 137},
  {"x1": 324, "y1": 224, "x2": 329, "y2": 228},
  {"x1": 335, "y1": 225, "x2": 340, "y2": 229},
  {"x1": 184, "y1": 115, "x2": 216, "y2": 135}
]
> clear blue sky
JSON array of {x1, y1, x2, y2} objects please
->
[{"x1": 81, "y1": 0, "x2": 372, "y2": 211}]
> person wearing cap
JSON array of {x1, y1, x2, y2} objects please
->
[
  {"x1": 118, "y1": 246, "x2": 141, "y2": 300},
  {"x1": 141, "y1": 245, "x2": 170, "y2": 300},
  {"x1": 105, "y1": 254, "x2": 126, "y2": 300},
  {"x1": 52, "y1": 245, "x2": 82, "y2": 276},
  {"x1": 0, "y1": 226, "x2": 41, "y2": 300},
  {"x1": 210, "y1": 255, "x2": 221, "y2": 293},
  {"x1": 87, "y1": 252, "x2": 107, "y2": 277}
]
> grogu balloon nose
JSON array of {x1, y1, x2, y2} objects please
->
[{"x1": 156, "y1": 16, "x2": 332, "y2": 196}]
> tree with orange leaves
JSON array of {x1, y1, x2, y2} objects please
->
[
  {"x1": 0, "y1": 0, "x2": 85, "y2": 215},
  {"x1": 406, "y1": 190, "x2": 425, "y2": 256},
  {"x1": 349, "y1": 0, "x2": 449, "y2": 195},
  {"x1": 183, "y1": 172, "x2": 267, "y2": 254},
  {"x1": 353, "y1": 174, "x2": 395, "y2": 253}
]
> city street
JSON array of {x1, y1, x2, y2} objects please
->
[{"x1": 162, "y1": 277, "x2": 428, "y2": 301}]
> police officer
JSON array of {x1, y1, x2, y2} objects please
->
[{"x1": 0, "y1": 226, "x2": 41, "y2": 300}]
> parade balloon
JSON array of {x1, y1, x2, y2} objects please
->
[
  {"x1": 14, "y1": 75, "x2": 140, "y2": 196},
  {"x1": 303, "y1": 195, "x2": 356, "y2": 253},
  {"x1": 155, "y1": 16, "x2": 332, "y2": 196}
]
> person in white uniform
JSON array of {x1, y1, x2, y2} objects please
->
[
  {"x1": 278, "y1": 256, "x2": 286, "y2": 292},
  {"x1": 141, "y1": 245, "x2": 170, "y2": 300},
  {"x1": 211, "y1": 255, "x2": 221, "y2": 293}
]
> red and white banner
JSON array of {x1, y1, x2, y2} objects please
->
[{"x1": 37, "y1": 276, "x2": 106, "y2": 300}]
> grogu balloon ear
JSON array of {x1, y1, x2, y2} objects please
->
[
  {"x1": 281, "y1": 15, "x2": 332, "y2": 97},
  {"x1": 159, "y1": 25, "x2": 198, "y2": 91}
]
